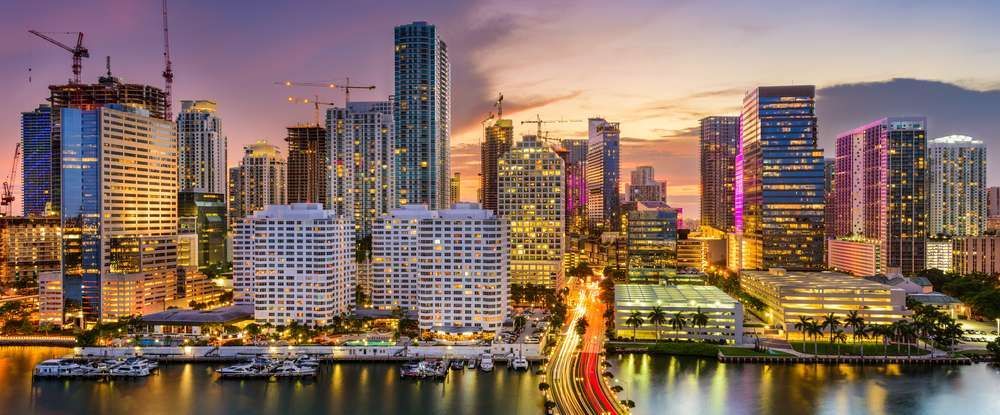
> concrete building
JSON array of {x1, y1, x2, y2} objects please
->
[
  {"x1": 481, "y1": 119, "x2": 514, "y2": 212},
  {"x1": 394, "y1": 21, "x2": 451, "y2": 209},
  {"x1": 626, "y1": 201, "x2": 678, "y2": 283},
  {"x1": 233, "y1": 204, "x2": 355, "y2": 326},
  {"x1": 614, "y1": 283, "x2": 743, "y2": 344},
  {"x1": 989, "y1": 187, "x2": 1000, "y2": 233},
  {"x1": 925, "y1": 238, "x2": 953, "y2": 272},
  {"x1": 0, "y1": 216, "x2": 60, "y2": 286},
  {"x1": 328, "y1": 101, "x2": 395, "y2": 238},
  {"x1": 740, "y1": 269, "x2": 911, "y2": 331},
  {"x1": 177, "y1": 100, "x2": 226, "y2": 194},
  {"x1": 826, "y1": 238, "x2": 882, "y2": 276},
  {"x1": 372, "y1": 204, "x2": 509, "y2": 335},
  {"x1": 676, "y1": 227, "x2": 727, "y2": 273},
  {"x1": 21, "y1": 104, "x2": 53, "y2": 216},
  {"x1": 586, "y1": 118, "x2": 621, "y2": 231},
  {"x1": 699, "y1": 116, "x2": 739, "y2": 232},
  {"x1": 38, "y1": 271, "x2": 63, "y2": 324},
  {"x1": 286, "y1": 125, "x2": 328, "y2": 207},
  {"x1": 953, "y1": 236, "x2": 1000, "y2": 276},
  {"x1": 832, "y1": 117, "x2": 928, "y2": 275},
  {"x1": 230, "y1": 141, "x2": 286, "y2": 225},
  {"x1": 928, "y1": 135, "x2": 986, "y2": 237},
  {"x1": 736, "y1": 86, "x2": 825, "y2": 270},
  {"x1": 60, "y1": 104, "x2": 177, "y2": 322},
  {"x1": 498, "y1": 135, "x2": 565, "y2": 289}
]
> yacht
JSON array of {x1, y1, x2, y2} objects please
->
[
  {"x1": 511, "y1": 356, "x2": 529, "y2": 371},
  {"x1": 479, "y1": 353, "x2": 494, "y2": 372},
  {"x1": 293, "y1": 355, "x2": 320, "y2": 369},
  {"x1": 109, "y1": 361, "x2": 151, "y2": 377},
  {"x1": 271, "y1": 360, "x2": 316, "y2": 377},
  {"x1": 217, "y1": 362, "x2": 257, "y2": 377},
  {"x1": 450, "y1": 360, "x2": 465, "y2": 370},
  {"x1": 33, "y1": 359, "x2": 83, "y2": 377}
]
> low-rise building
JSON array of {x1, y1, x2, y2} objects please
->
[
  {"x1": 614, "y1": 282, "x2": 743, "y2": 344},
  {"x1": 141, "y1": 305, "x2": 253, "y2": 337},
  {"x1": 38, "y1": 271, "x2": 63, "y2": 324},
  {"x1": 626, "y1": 201, "x2": 677, "y2": 282},
  {"x1": 925, "y1": 238, "x2": 953, "y2": 272},
  {"x1": 740, "y1": 269, "x2": 911, "y2": 331},
  {"x1": 953, "y1": 236, "x2": 1000, "y2": 276},
  {"x1": 826, "y1": 238, "x2": 882, "y2": 276}
]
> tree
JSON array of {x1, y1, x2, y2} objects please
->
[
  {"x1": 987, "y1": 338, "x2": 1000, "y2": 361},
  {"x1": 805, "y1": 321, "x2": 824, "y2": 356},
  {"x1": 833, "y1": 329, "x2": 848, "y2": 356},
  {"x1": 538, "y1": 382, "x2": 550, "y2": 392},
  {"x1": 821, "y1": 312, "x2": 841, "y2": 344},
  {"x1": 647, "y1": 307, "x2": 667, "y2": 342},
  {"x1": 844, "y1": 311, "x2": 864, "y2": 341},
  {"x1": 793, "y1": 316, "x2": 814, "y2": 343},
  {"x1": 625, "y1": 311, "x2": 644, "y2": 341},
  {"x1": 690, "y1": 308, "x2": 709, "y2": 340},
  {"x1": 871, "y1": 325, "x2": 893, "y2": 358},
  {"x1": 668, "y1": 312, "x2": 687, "y2": 341},
  {"x1": 514, "y1": 315, "x2": 527, "y2": 332},
  {"x1": 575, "y1": 317, "x2": 589, "y2": 337}
]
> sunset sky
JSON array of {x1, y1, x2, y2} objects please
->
[{"x1": 3, "y1": 0, "x2": 1000, "y2": 218}]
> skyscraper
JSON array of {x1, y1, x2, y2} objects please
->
[
  {"x1": 20, "y1": 104, "x2": 52, "y2": 216},
  {"x1": 928, "y1": 135, "x2": 986, "y2": 237},
  {"x1": 286, "y1": 125, "x2": 328, "y2": 207},
  {"x1": 560, "y1": 138, "x2": 588, "y2": 233},
  {"x1": 481, "y1": 119, "x2": 514, "y2": 212},
  {"x1": 988, "y1": 187, "x2": 1000, "y2": 217},
  {"x1": 328, "y1": 101, "x2": 395, "y2": 238},
  {"x1": 626, "y1": 201, "x2": 678, "y2": 283},
  {"x1": 178, "y1": 192, "x2": 227, "y2": 270},
  {"x1": 177, "y1": 100, "x2": 227, "y2": 194},
  {"x1": 736, "y1": 86, "x2": 825, "y2": 270},
  {"x1": 699, "y1": 116, "x2": 739, "y2": 232},
  {"x1": 450, "y1": 172, "x2": 461, "y2": 205},
  {"x1": 231, "y1": 141, "x2": 287, "y2": 224},
  {"x1": 586, "y1": 118, "x2": 621, "y2": 231},
  {"x1": 60, "y1": 104, "x2": 177, "y2": 322},
  {"x1": 227, "y1": 166, "x2": 242, "y2": 229},
  {"x1": 832, "y1": 117, "x2": 927, "y2": 275},
  {"x1": 627, "y1": 166, "x2": 667, "y2": 202},
  {"x1": 498, "y1": 135, "x2": 565, "y2": 289},
  {"x1": 394, "y1": 21, "x2": 451, "y2": 209}
]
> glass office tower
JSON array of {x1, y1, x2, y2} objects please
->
[{"x1": 21, "y1": 104, "x2": 53, "y2": 216}]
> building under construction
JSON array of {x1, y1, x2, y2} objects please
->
[
  {"x1": 286, "y1": 124, "x2": 329, "y2": 207},
  {"x1": 480, "y1": 119, "x2": 513, "y2": 212}
]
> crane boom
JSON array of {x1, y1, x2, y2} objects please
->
[
  {"x1": 520, "y1": 115, "x2": 583, "y2": 140},
  {"x1": 28, "y1": 30, "x2": 89, "y2": 84},
  {"x1": 286, "y1": 96, "x2": 336, "y2": 126},
  {"x1": 277, "y1": 79, "x2": 376, "y2": 107},
  {"x1": 162, "y1": 0, "x2": 174, "y2": 119},
  {"x1": 1, "y1": 142, "x2": 22, "y2": 217}
]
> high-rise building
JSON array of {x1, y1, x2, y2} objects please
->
[
  {"x1": 823, "y1": 158, "x2": 836, "y2": 242},
  {"x1": 47, "y1": 74, "x2": 167, "y2": 216},
  {"x1": 21, "y1": 104, "x2": 52, "y2": 216},
  {"x1": 736, "y1": 86, "x2": 825, "y2": 270},
  {"x1": 450, "y1": 172, "x2": 461, "y2": 205},
  {"x1": 233, "y1": 203, "x2": 355, "y2": 326},
  {"x1": 988, "y1": 187, "x2": 1000, "y2": 217},
  {"x1": 586, "y1": 118, "x2": 621, "y2": 231},
  {"x1": 286, "y1": 125, "x2": 328, "y2": 206},
  {"x1": 60, "y1": 104, "x2": 177, "y2": 322},
  {"x1": 178, "y1": 192, "x2": 227, "y2": 270},
  {"x1": 626, "y1": 201, "x2": 678, "y2": 283},
  {"x1": 832, "y1": 117, "x2": 927, "y2": 275},
  {"x1": 0, "y1": 216, "x2": 60, "y2": 285},
  {"x1": 481, "y1": 119, "x2": 514, "y2": 212},
  {"x1": 231, "y1": 141, "x2": 287, "y2": 224},
  {"x1": 627, "y1": 165, "x2": 667, "y2": 202},
  {"x1": 498, "y1": 135, "x2": 565, "y2": 289},
  {"x1": 328, "y1": 101, "x2": 395, "y2": 238},
  {"x1": 699, "y1": 116, "x2": 739, "y2": 232},
  {"x1": 560, "y1": 138, "x2": 588, "y2": 233},
  {"x1": 372, "y1": 205, "x2": 437, "y2": 310},
  {"x1": 227, "y1": 166, "x2": 242, "y2": 229},
  {"x1": 928, "y1": 135, "x2": 986, "y2": 237},
  {"x1": 394, "y1": 21, "x2": 451, "y2": 209},
  {"x1": 177, "y1": 100, "x2": 227, "y2": 194}
]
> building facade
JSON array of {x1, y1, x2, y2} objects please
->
[
  {"x1": 233, "y1": 203, "x2": 355, "y2": 326},
  {"x1": 826, "y1": 238, "x2": 882, "y2": 276},
  {"x1": 953, "y1": 236, "x2": 1000, "y2": 276},
  {"x1": 481, "y1": 119, "x2": 514, "y2": 212},
  {"x1": 928, "y1": 135, "x2": 986, "y2": 237},
  {"x1": 394, "y1": 21, "x2": 451, "y2": 209},
  {"x1": 560, "y1": 138, "x2": 588, "y2": 233},
  {"x1": 498, "y1": 135, "x2": 565, "y2": 289},
  {"x1": 371, "y1": 205, "x2": 437, "y2": 310},
  {"x1": 60, "y1": 105, "x2": 177, "y2": 322},
  {"x1": 586, "y1": 118, "x2": 621, "y2": 231},
  {"x1": 626, "y1": 201, "x2": 678, "y2": 283},
  {"x1": 177, "y1": 100, "x2": 227, "y2": 194},
  {"x1": 0, "y1": 216, "x2": 60, "y2": 285},
  {"x1": 178, "y1": 192, "x2": 227, "y2": 270},
  {"x1": 230, "y1": 141, "x2": 287, "y2": 224},
  {"x1": 286, "y1": 125, "x2": 328, "y2": 207},
  {"x1": 736, "y1": 86, "x2": 825, "y2": 270},
  {"x1": 699, "y1": 116, "x2": 739, "y2": 232},
  {"x1": 450, "y1": 173, "x2": 461, "y2": 205},
  {"x1": 925, "y1": 238, "x2": 953, "y2": 272},
  {"x1": 614, "y1": 283, "x2": 743, "y2": 343},
  {"x1": 832, "y1": 117, "x2": 927, "y2": 275},
  {"x1": 627, "y1": 166, "x2": 667, "y2": 202},
  {"x1": 21, "y1": 104, "x2": 52, "y2": 216},
  {"x1": 328, "y1": 101, "x2": 395, "y2": 238}
]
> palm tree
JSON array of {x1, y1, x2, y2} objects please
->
[
  {"x1": 668, "y1": 312, "x2": 688, "y2": 341},
  {"x1": 844, "y1": 311, "x2": 865, "y2": 342},
  {"x1": 793, "y1": 316, "x2": 814, "y2": 350},
  {"x1": 647, "y1": 307, "x2": 667, "y2": 342},
  {"x1": 897, "y1": 320, "x2": 916, "y2": 357},
  {"x1": 871, "y1": 325, "x2": 892, "y2": 358},
  {"x1": 691, "y1": 308, "x2": 709, "y2": 340},
  {"x1": 805, "y1": 321, "x2": 824, "y2": 356},
  {"x1": 821, "y1": 312, "x2": 841, "y2": 344},
  {"x1": 514, "y1": 315, "x2": 527, "y2": 333},
  {"x1": 833, "y1": 329, "x2": 848, "y2": 356},
  {"x1": 625, "y1": 311, "x2": 644, "y2": 341},
  {"x1": 851, "y1": 322, "x2": 869, "y2": 357},
  {"x1": 575, "y1": 317, "x2": 589, "y2": 337}
]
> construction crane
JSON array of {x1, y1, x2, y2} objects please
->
[
  {"x1": 162, "y1": 0, "x2": 174, "y2": 119},
  {"x1": 494, "y1": 92, "x2": 504, "y2": 118},
  {"x1": 1, "y1": 143, "x2": 22, "y2": 217},
  {"x1": 286, "y1": 95, "x2": 336, "y2": 126},
  {"x1": 28, "y1": 30, "x2": 89, "y2": 84},
  {"x1": 520, "y1": 115, "x2": 583, "y2": 142},
  {"x1": 276, "y1": 79, "x2": 376, "y2": 107}
]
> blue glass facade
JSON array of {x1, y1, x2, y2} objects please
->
[
  {"x1": 739, "y1": 86, "x2": 825, "y2": 270},
  {"x1": 586, "y1": 118, "x2": 621, "y2": 231},
  {"x1": 20, "y1": 105, "x2": 52, "y2": 216},
  {"x1": 60, "y1": 108, "x2": 102, "y2": 313}
]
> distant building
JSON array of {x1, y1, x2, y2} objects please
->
[
  {"x1": 394, "y1": 21, "x2": 451, "y2": 209},
  {"x1": 38, "y1": 271, "x2": 62, "y2": 324},
  {"x1": 925, "y1": 238, "x2": 953, "y2": 272},
  {"x1": 177, "y1": 100, "x2": 227, "y2": 194},
  {"x1": 286, "y1": 125, "x2": 328, "y2": 207},
  {"x1": 230, "y1": 141, "x2": 287, "y2": 225},
  {"x1": 560, "y1": 138, "x2": 588, "y2": 233},
  {"x1": 586, "y1": 118, "x2": 621, "y2": 231},
  {"x1": 480, "y1": 119, "x2": 514, "y2": 212},
  {"x1": 953, "y1": 236, "x2": 1000, "y2": 276},
  {"x1": 614, "y1": 283, "x2": 743, "y2": 344},
  {"x1": 21, "y1": 104, "x2": 53, "y2": 216},
  {"x1": 0, "y1": 216, "x2": 60, "y2": 286},
  {"x1": 178, "y1": 192, "x2": 227, "y2": 270},
  {"x1": 676, "y1": 227, "x2": 727, "y2": 273},
  {"x1": 699, "y1": 116, "x2": 739, "y2": 232},
  {"x1": 450, "y1": 173, "x2": 461, "y2": 205},
  {"x1": 328, "y1": 101, "x2": 395, "y2": 238},
  {"x1": 626, "y1": 201, "x2": 678, "y2": 283},
  {"x1": 233, "y1": 204, "x2": 355, "y2": 326},
  {"x1": 627, "y1": 166, "x2": 667, "y2": 202},
  {"x1": 988, "y1": 186, "x2": 1000, "y2": 233},
  {"x1": 928, "y1": 135, "x2": 986, "y2": 237},
  {"x1": 826, "y1": 238, "x2": 882, "y2": 276}
]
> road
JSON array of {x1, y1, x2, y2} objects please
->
[{"x1": 547, "y1": 278, "x2": 626, "y2": 415}]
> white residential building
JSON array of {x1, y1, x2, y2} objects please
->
[
  {"x1": 372, "y1": 203, "x2": 510, "y2": 335},
  {"x1": 498, "y1": 135, "x2": 565, "y2": 289},
  {"x1": 928, "y1": 135, "x2": 986, "y2": 237},
  {"x1": 38, "y1": 270, "x2": 63, "y2": 324},
  {"x1": 233, "y1": 203, "x2": 354, "y2": 326},
  {"x1": 328, "y1": 101, "x2": 395, "y2": 238},
  {"x1": 177, "y1": 100, "x2": 227, "y2": 194}
]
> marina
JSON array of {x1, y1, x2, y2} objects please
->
[
  {"x1": 33, "y1": 356, "x2": 158, "y2": 379},
  {"x1": 217, "y1": 357, "x2": 318, "y2": 379}
]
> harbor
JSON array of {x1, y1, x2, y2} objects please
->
[{"x1": 33, "y1": 356, "x2": 159, "y2": 379}]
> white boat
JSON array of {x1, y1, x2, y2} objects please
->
[
  {"x1": 479, "y1": 354, "x2": 494, "y2": 372},
  {"x1": 216, "y1": 363, "x2": 257, "y2": 377},
  {"x1": 271, "y1": 361, "x2": 316, "y2": 377},
  {"x1": 293, "y1": 355, "x2": 320, "y2": 369},
  {"x1": 34, "y1": 359, "x2": 83, "y2": 377},
  {"x1": 109, "y1": 362, "x2": 151, "y2": 377},
  {"x1": 511, "y1": 356, "x2": 529, "y2": 371}
]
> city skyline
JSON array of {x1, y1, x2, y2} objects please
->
[{"x1": 4, "y1": 1, "x2": 1000, "y2": 219}]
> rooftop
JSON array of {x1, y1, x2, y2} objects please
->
[
  {"x1": 743, "y1": 269, "x2": 900, "y2": 292},
  {"x1": 615, "y1": 284, "x2": 739, "y2": 309},
  {"x1": 908, "y1": 293, "x2": 962, "y2": 306},
  {"x1": 141, "y1": 305, "x2": 253, "y2": 325}
]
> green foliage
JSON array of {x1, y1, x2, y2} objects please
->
[
  {"x1": 916, "y1": 269, "x2": 1000, "y2": 320},
  {"x1": 986, "y1": 338, "x2": 1000, "y2": 360},
  {"x1": 574, "y1": 317, "x2": 589, "y2": 337}
]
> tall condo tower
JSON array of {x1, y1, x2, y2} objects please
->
[
  {"x1": 737, "y1": 86, "x2": 825, "y2": 270},
  {"x1": 328, "y1": 101, "x2": 395, "y2": 238},
  {"x1": 20, "y1": 104, "x2": 52, "y2": 216},
  {"x1": 481, "y1": 119, "x2": 514, "y2": 212},
  {"x1": 832, "y1": 117, "x2": 927, "y2": 275},
  {"x1": 928, "y1": 135, "x2": 986, "y2": 237},
  {"x1": 586, "y1": 118, "x2": 621, "y2": 231},
  {"x1": 286, "y1": 125, "x2": 328, "y2": 207},
  {"x1": 231, "y1": 141, "x2": 287, "y2": 224},
  {"x1": 699, "y1": 116, "x2": 739, "y2": 232},
  {"x1": 177, "y1": 100, "x2": 227, "y2": 194},
  {"x1": 394, "y1": 21, "x2": 451, "y2": 209},
  {"x1": 627, "y1": 166, "x2": 667, "y2": 203},
  {"x1": 560, "y1": 138, "x2": 588, "y2": 233}
]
